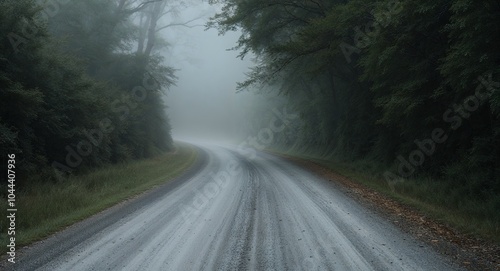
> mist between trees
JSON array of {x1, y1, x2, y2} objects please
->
[
  {"x1": 207, "y1": 0, "x2": 499, "y2": 199},
  {"x1": 1, "y1": 0, "x2": 499, "y2": 209},
  {"x1": 1, "y1": 0, "x2": 194, "y2": 185}
]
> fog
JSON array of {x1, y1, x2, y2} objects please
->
[
  {"x1": 160, "y1": 3, "x2": 259, "y2": 144},
  {"x1": 3, "y1": 2, "x2": 498, "y2": 268}
]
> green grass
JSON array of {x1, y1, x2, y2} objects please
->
[
  {"x1": 273, "y1": 149, "x2": 500, "y2": 244},
  {"x1": 0, "y1": 142, "x2": 197, "y2": 253}
]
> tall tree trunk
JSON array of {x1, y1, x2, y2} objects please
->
[
  {"x1": 143, "y1": 3, "x2": 162, "y2": 57},
  {"x1": 137, "y1": 11, "x2": 151, "y2": 54}
]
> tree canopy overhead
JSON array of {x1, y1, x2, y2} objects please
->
[{"x1": 209, "y1": 0, "x2": 500, "y2": 191}]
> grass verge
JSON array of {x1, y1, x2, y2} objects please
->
[
  {"x1": 271, "y1": 149, "x2": 500, "y2": 244},
  {"x1": 0, "y1": 142, "x2": 197, "y2": 254}
]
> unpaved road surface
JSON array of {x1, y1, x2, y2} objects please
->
[{"x1": 12, "y1": 144, "x2": 463, "y2": 270}]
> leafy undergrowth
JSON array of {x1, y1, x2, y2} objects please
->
[
  {"x1": 270, "y1": 148, "x2": 500, "y2": 244},
  {"x1": 328, "y1": 161, "x2": 498, "y2": 244},
  {"x1": 0, "y1": 142, "x2": 197, "y2": 254}
]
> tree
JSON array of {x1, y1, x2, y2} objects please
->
[
  {"x1": 0, "y1": 0, "x2": 179, "y2": 184},
  {"x1": 209, "y1": 0, "x2": 499, "y2": 187}
]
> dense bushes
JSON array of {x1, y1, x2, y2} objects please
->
[
  {"x1": 1, "y1": 0, "x2": 174, "y2": 185},
  {"x1": 210, "y1": 0, "x2": 499, "y2": 191}
]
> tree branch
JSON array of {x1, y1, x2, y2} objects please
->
[
  {"x1": 122, "y1": 0, "x2": 162, "y2": 15},
  {"x1": 155, "y1": 16, "x2": 205, "y2": 32}
]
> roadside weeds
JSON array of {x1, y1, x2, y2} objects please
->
[
  {"x1": 273, "y1": 152, "x2": 500, "y2": 271},
  {"x1": 0, "y1": 142, "x2": 197, "y2": 256}
]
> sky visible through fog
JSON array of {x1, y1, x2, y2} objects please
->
[{"x1": 161, "y1": 2, "x2": 257, "y2": 143}]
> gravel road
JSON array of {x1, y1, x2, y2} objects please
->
[{"x1": 12, "y1": 143, "x2": 462, "y2": 271}]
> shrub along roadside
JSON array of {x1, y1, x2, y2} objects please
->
[
  {"x1": 0, "y1": 142, "x2": 197, "y2": 254},
  {"x1": 270, "y1": 149, "x2": 500, "y2": 244}
]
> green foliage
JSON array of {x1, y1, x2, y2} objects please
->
[
  {"x1": 48, "y1": 0, "x2": 137, "y2": 74},
  {"x1": 210, "y1": 0, "x2": 499, "y2": 193},
  {"x1": 1, "y1": 0, "x2": 175, "y2": 185}
]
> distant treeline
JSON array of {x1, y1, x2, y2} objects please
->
[
  {"x1": 209, "y1": 0, "x2": 499, "y2": 192},
  {"x1": 1, "y1": 0, "x2": 176, "y2": 184}
]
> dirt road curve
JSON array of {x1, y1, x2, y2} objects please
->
[{"x1": 12, "y1": 143, "x2": 462, "y2": 270}]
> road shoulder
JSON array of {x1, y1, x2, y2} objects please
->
[
  {"x1": 272, "y1": 152, "x2": 499, "y2": 271},
  {"x1": 1, "y1": 144, "x2": 208, "y2": 271}
]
